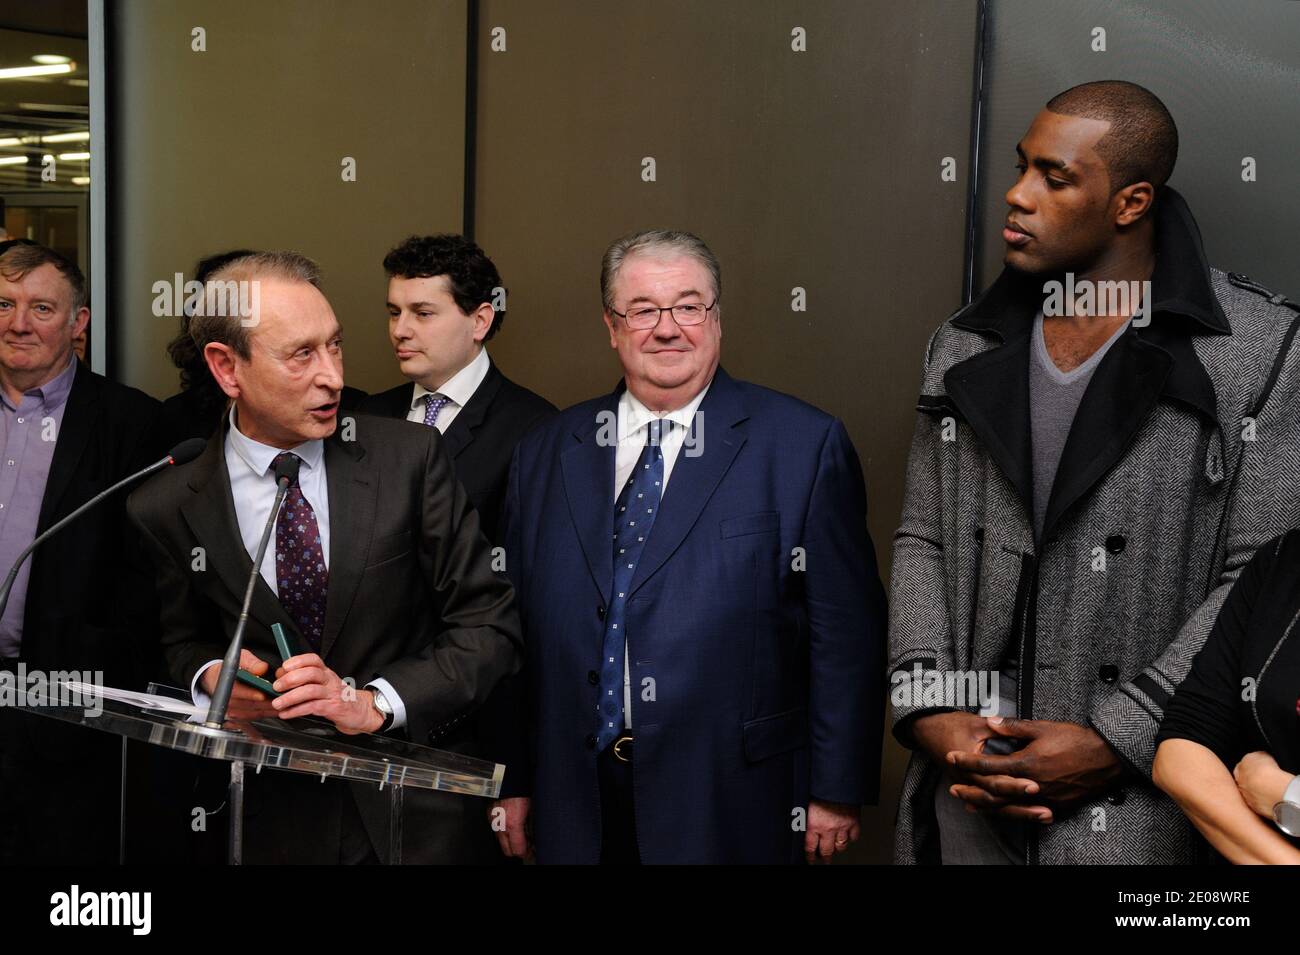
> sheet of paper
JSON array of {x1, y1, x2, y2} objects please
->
[{"x1": 57, "y1": 681, "x2": 204, "y2": 718}]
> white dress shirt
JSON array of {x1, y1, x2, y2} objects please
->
[
  {"x1": 405, "y1": 346, "x2": 491, "y2": 432},
  {"x1": 192, "y1": 408, "x2": 406, "y2": 729},
  {"x1": 614, "y1": 381, "x2": 711, "y2": 728}
]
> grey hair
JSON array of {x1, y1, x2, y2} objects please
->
[
  {"x1": 189, "y1": 250, "x2": 322, "y2": 360},
  {"x1": 600, "y1": 229, "x2": 721, "y2": 313}
]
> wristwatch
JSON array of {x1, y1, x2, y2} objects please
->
[
  {"x1": 370, "y1": 687, "x2": 395, "y2": 733},
  {"x1": 1271, "y1": 774, "x2": 1300, "y2": 837}
]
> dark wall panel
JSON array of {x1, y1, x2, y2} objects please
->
[{"x1": 977, "y1": 0, "x2": 1300, "y2": 295}]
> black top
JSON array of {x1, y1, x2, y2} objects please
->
[{"x1": 1157, "y1": 530, "x2": 1300, "y2": 775}]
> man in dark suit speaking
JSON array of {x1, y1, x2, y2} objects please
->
[
  {"x1": 491, "y1": 230, "x2": 887, "y2": 864},
  {"x1": 128, "y1": 251, "x2": 521, "y2": 864}
]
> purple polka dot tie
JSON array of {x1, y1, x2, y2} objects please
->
[
  {"x1": 423, "y1": 393, "x2": 450, "y2": 429},
  {"x1": 272, "y1": 451, "x2": 328, "y2": 652}
]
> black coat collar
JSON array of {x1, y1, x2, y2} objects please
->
[
  {"x1": 941, "y1": 186, "x2": 1225, "y2": 544},
  {"x1": 952, "y1": 186, "x2": 1229, "y2": 339}
]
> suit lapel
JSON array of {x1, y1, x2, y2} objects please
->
[
  {"x1": 627, "y1": 368, "x2": 749, "y2": 598},
  {"x1": 944, "y1": 331, "x2": 1034, "y2": 516},
  {"x1": 179, "y1": 430, "x2": 304, "y2": 648},
  {"x1": 38, "y1": 361, "x2": 96, "y2": 532},
  {"x1": 944, "y1": 269, "x2": 1040, "y2": 514},
  {"x1": 441, "y1": 360, "x2": 502, "y2": 460},
  {"x1": 319, "y1": 432, "x2": 375, "y2": 658},
  {"x1": 560, "y1": 388, "x2": 621, "y2": 606}
]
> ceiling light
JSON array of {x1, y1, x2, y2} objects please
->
[
  {"x1": 0, "y1": 156, "x2": 29, "y2": 166},
  {"x1": 0, "y1": 63, "x2": 76, "y2": 80},
  {"x1": 57, "y1": 151, "x2": 90, "y2": 161},
  {"x1": 41, "y1": 130, "x2": 90, "y2": 143},
  {"x1": 32, "y1": 55, "x2": 72, "y2": 65}
]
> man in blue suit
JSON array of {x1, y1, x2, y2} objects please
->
[{"x1": 490, "y1": 230, "x2": 886, "y2": 863}]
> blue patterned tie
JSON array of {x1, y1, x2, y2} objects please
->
[
  {"x1": 422, "y1": 393, "x2": 449, "y2": 429},
  {"x1": 272, "y1": 451, "x2": 328, "y2": 652},
  {"x1": 596, "y1": 418, "x2": 667, "y2": 751}
]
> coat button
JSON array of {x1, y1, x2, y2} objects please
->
[
  {"x1": 587, "y1": 670, "x2": 599, "y2": 685},
  {"x1": 1098, "y1": 664, "x2": 1119, "y2": 684},
  {"x1": 596, "y1": 605, "x2": 606, "y2": 620},
  {"x1": 584, "y1": 734, "x2": 598, "y2": 750},
  {"x1": 1105, "y1": 534, "x2": 1126, "y2": 554},
  {"x1": 1107, "y1": 789, "x2": 1127, "y2": 806},
  {"x1": 973, "y1": 526, "x2": 984, "y2": 544}
]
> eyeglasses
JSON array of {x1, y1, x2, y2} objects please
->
[{"x1": 610, "y1": 300, "x2": 716, "y2": 330}]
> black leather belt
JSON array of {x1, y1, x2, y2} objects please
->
[{"x1": 612, "y1": 734, "x2": 634, "y2": 763}]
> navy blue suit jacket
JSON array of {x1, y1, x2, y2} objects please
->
[{"x1": 500, "y1": 367, "x2": 886, "y2": 863}]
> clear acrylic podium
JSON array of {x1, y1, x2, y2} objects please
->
[{"x1": 13, "y1": 686, "x2": 504, "y2": 864}]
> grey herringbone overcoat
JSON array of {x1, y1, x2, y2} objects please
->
[{"x1": 888, "y1": 189, "x2": 1300, "y2": 864}]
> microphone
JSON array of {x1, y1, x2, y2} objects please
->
[
  {"x1": 204, "y1": 451, "x2": 299, "y2": 728},
  {"x1": 0, "y1": 438, "x2": 207, "y2": 622}
]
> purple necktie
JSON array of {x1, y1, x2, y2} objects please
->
[
  {"x1": 272, "y1": 451, "x2": 327, "y2": 652},
  {"x1": 423, "y1": 393, "x2": 450, "y2": 429}
]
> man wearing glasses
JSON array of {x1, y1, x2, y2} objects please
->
[{"x1": 487, "y1": 229, "x2": 886, "y2": 864}]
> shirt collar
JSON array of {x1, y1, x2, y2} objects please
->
[
  {"x1": 619, "y1": 380, "x2": 711, "y2": 442},
  {"x1": 226, "y1": 405, "x2": 324, "y2": 478},
  {"x1": 1, "y1": 354, "x2": 77, "y2": 413},
  {"x1": 411, "y1": 347, "x2": 491, "y2": 412}
]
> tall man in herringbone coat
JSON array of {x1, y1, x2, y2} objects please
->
[{"x1": 888, "y1": 81, "x2": 1300, "y2": 864}]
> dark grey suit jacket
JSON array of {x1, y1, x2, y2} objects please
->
[{"x1": 127, "y1": 412, "x2": 522, "y2": 863}]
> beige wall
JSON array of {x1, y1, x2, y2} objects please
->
[
  {"x1": 108, "y1": 0, "x2": 467, "y2": 397},
  {"x1": 475, "y1": 0, "x2": 977, "y2": 862}
]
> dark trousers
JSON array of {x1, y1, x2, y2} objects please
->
[{"x1": 598, "y1": 744, "x2": 640, "y2": 865}]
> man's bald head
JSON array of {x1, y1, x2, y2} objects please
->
[{"x1": 1046, "y1": 80, "x2": 1178, "y2": 194}]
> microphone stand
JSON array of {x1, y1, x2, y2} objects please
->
[
  {"x1": 203, "y1": 466, "x2": 294, "y2": 728},
  {"x1": 0, "y1": 449, "x2": 192, "y2": 622}
]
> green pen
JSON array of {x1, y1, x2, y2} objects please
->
[
  {"x1": 272, "y1": 623, "x2": 295, "y2": 662},
  {"x1": 232, "y1": 624, "x2": 296, "y2": 698}
]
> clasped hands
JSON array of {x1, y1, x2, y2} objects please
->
[
  {"x1": 912, "y1": 711, "x2": 1125, "y2": 823},
  {"x1": 199, "y1": 648, "x2": 383, "y2": 734}
]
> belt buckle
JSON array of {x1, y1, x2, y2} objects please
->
[{"x1": 612, "y1": 734, "x2": 634, "y2": 762}]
